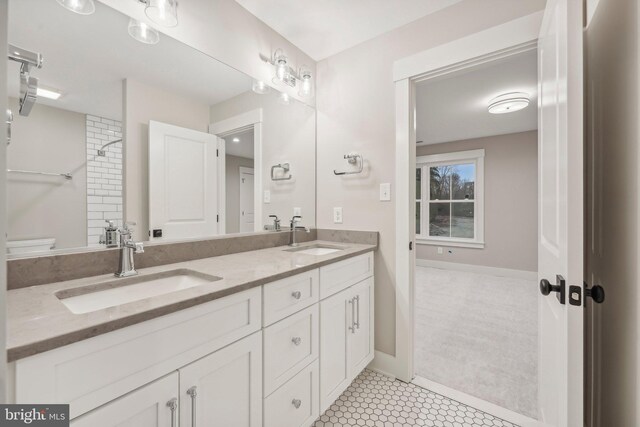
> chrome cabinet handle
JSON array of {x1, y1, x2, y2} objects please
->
[
  {"x1": 292, "y1": 336, "x2": 302, "y2": 346},
  {"x1": 187, "y1": 386, "x2": 198, "y2": 427},
  {"x1": 291, "y1": 291, "x2": 302, "y2": 300},
  {"x1": 166, "y1": 398, "x2": 178, "y2": 427},
  {"x1": 348, "y1": 298, "x2": 356, "y2": 333},
  {"x1": 292, "y1": 399, "x2": 302, "y2": 409},
  {"x1": 355, "y1": 295, "x2": 361, "y2": 330}
]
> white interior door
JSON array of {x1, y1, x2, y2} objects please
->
[
  {"x1": 149, "y1": 120, "x2": 218, "y2": 240},
  {"x1": 537, "y1": 0, "x2": 584, "y2": 426},
  {"x1": 239, "y1": 167, "x2": 255, "y2": 233}
]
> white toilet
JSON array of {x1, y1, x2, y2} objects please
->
[{"x1": 6, "y1": 238, "x2": 56, "y2": 255}]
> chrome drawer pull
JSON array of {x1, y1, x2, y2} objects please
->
[
  {"x1": 291, "y1": 291, "x2": 302, "y2": 299},
  {"x1": 292, "y1": 399, "x2": 302, "y2": 409},
  {"x1": 291, "y1": 337, "x2": 302, "y2": 346},
  {"x1": 355, "y1": 295, "x2": 361, "y2": 330},
  {"x1": 187, "y1": 386, "x2": 198, "y2": 427},
  {"x1": 166, "y1": 398, "x2": 178, "y2": 427}
]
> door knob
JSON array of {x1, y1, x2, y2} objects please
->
[
  {"x1": 585, "y1": 284, "x2": 605, "y2": 304},
  {"x1": 540, "y1": 275, "x2": 566, "y2": 305}
]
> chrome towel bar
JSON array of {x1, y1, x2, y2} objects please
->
[{"x1": 7, "y1": 169, "x2": 73, "y2": 180}]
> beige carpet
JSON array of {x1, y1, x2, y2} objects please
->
[{"x1": 414, "y1": 266, "x2": 538, "y2": 418}]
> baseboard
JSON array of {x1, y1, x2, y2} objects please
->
[
  {"x1": 416, "y1": 259, "x2": 537, "y2": 280},
  {"x1": 366, "y1": 350, "x2": 398, "y2": 379},
  {"x1": 412, "y1": 376, "x2": 540, "y2": 426}
]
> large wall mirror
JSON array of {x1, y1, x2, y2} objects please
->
[{"x1": 6, "y1": 0, "x2": 316, "y2": 257}]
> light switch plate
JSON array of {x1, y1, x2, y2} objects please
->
[
  {"x1": 264, "y1": 190, "x2": 271, "y2": 204},
  {"x1": 293, "y1": 207, "x2": 301, "y2": 216},
  {"x1": 380, "y1": 183, "x2": 391, "y2": 201},
  {"x1": 333, "y1": 207, "x2": 343, "y2": 224}
]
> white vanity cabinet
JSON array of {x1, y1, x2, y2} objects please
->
[
  {"x1": 319, "y1": 276, "x2": 374, "y2": 411},
  {"x1": 70, "y1": 373, "x2": 179, "y2": 427},
  {"x1": 11, "y1": 250, "x2": 375, "y2": 427},
  {"x1": 179, "y1": 332, "x2": 263, "y2": 427}
]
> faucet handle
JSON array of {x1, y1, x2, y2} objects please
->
[{"x1": 134, "y1": 242, "x2": 145, "y2": 254}]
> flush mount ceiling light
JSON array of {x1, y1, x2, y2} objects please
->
[
  {"x1": 37, "y1": 87, "x2": 63, "y2": 100},
  {"x1": 144, "y1": 0, "x2": 178, "y2": 28},
  {"x1": 252, "y1": 80, "x2": 271, "y2": 95},
  {"x1": 56, "y1": 0, "x2": 96, "y2": 15},
  {"x1": 232, "y1": 137, "x2": 240, "y2": 143},
  {"x1": 128, "y1": 18, "x2": 160, "y2": 44},
  {"x1": 488, "y1": 92, "x2": 530, "y2": 114}
]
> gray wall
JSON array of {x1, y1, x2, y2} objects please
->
[
  {"x1": 416, "y1": 131, "x2": 538, "y2": 272},
  {"x1": 124, "y1": 79, "x2": 211, "y2": 241},
  {"x1": 226, "y1": 154, "x2": 254, "y2": 234},
  {"x1": 316, "y1": 0, "x2": 546, "y2": 356},
  {"x1": 585, "y1": 0, "x2": 639, "y2": 424},
  {"x1": 7, "y1": 98, "x2": 87, "y2": 249}
]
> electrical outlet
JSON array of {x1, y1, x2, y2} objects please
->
[
  {"x1": 437, "y1": 247, "x2": 443, "y2": 255},
  {"x1": 293, "y1": 207, "x2": 301, "y2": 216},
  {"x1": 263, "y1": 190, "x2": 271, "y2": 204},
  {"x1": 333, "y1": 207, "x2": 343, "y2": 224},
  {"x1": 380, "y1": 183, "x2": 391, "y2": 201}
]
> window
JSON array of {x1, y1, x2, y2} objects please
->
[{"x1": 416, "y1": 149, "x2": 484, "y2": 248}]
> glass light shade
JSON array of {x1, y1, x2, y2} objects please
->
[
  {"x1": 298, "y1": 68, "x2": 312, "y2": 97},
  {"x1": 278, "y1": 92, "x2": 291, "y2": 106},
  {"x1": 252, "y1": 80, "x2": 270, "y2": 95},
  {"x1": 56, "y1": 0, "x2": 95, "y2": 15},
  {"x1": 487, "y1": 92, "x2": 530, "y2": 114},
  {"x1": 128, "y1": 19, "x2": 160, "y2": 45},
  {"x1": 145, "y1": 0, "x2": 178, "y2": 27}
]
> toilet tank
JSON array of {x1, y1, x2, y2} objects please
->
[{"x1": 6, "y1": 238, "x2": 56, "y2": 255}]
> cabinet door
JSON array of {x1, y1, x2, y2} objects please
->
[
  {"x1": 319, "y1": 288, "x2": 350, "y2": 412},
  {"x1": 179, "y1": 331, "x2": 262, "y2": 427},
  {"x1": 347, "y1": 277, "x2": 375, "y2": 380},
  {"x1": 70, "y1": 373, "x2": 178, "y2": 427}
]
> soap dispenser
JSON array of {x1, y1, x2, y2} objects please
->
[{"x1": 102, "y1": 220, "x2": 119, "y2": 248}]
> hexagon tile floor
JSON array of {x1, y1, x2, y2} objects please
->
[{"x1": 313, "y1": 369, "x2": 518, "y2": 427}]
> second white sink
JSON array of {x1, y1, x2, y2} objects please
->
[
  {"x1": 56, "y1": 269, "x2": 222, "y2": 314},
  {"x1": 284, "y1": 244, "x2": 345, "y2": 256}
]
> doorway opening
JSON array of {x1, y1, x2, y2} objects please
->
[
  {"x1": 411, "y1": 50, "x2": 540, "y2": 422},
  {"x1": 222, "y1": 127, "x2": 255, "y2": 234}
]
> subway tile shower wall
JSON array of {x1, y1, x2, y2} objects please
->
[{"x1": 86, "y1": 115, "x2": 123, "y2": 246}]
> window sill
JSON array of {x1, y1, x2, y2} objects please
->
[{"x1": 416, "y1": 238, "x2": 485, "y2": 249}]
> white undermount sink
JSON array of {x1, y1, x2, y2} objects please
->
[
  {"x1": 284, "y1": 244, "x2": 345, "y2": 256},
  {"x1": 56, "y1": 269, "x2": 222, "y2": 314}
]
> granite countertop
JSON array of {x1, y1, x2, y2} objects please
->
[{"x1": 7, "y1": 240, "x2": 376, "y2": 362}]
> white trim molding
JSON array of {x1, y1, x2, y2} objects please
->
[
  {"x1": 210, "y1": 109, "x2": 263, "y2": 232},
  {"x1": 416, "y1": 238, "x2": 485, "y2": 249},
  {"x1": 392, "y1": 13, "x2": 542, "y2": 383},
  {"x1": 416, "y1": 259, "x2": 538, "y2": 281}
]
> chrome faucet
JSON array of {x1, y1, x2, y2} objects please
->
[
  {"x1": 289, "y1": 215, "x2": 310, "y2": 247},
  {"x1": 115, "y1": 222, "x2": 144, "y2": 277}
]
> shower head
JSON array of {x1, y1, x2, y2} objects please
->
[{"x1": 98, "y1": 139, "x2": 122, "y2": 156}]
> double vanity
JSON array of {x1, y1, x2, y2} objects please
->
[{"x1": 6, "y1": 236, "x2": 376, "y2": 427}]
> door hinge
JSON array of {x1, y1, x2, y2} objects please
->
[
  {"x1": 216, "y1": 149, "x2": 219, "y2": 157},
  {"x1": 409, "y1": 241, "x2": 413, "y2": 251},
  {"x1": 216, "y1": 214, "x2": 219, "y2": 223}
]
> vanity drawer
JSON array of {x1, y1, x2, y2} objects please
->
[
  {"x1": 319, "y1": 252, "x2": 374, "y2": 299},
  {"x1": 15, "y1": 287, "x2": 261, "y2": 419},
  {"x1": 264, "y1": 359, "x2": 319, "y2": 427},
  {"x1": 263, "y1": 304, "x2": 319, "y2": 395},
  {"x1": 263, "y1": 269, "x2": 319, "y2": 326}
]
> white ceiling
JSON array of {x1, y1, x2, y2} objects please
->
[
  {"x1": 416, "y1": 50, "x2": 538, "y2": 145},
  {"x1": 224, "y1": 128, "x2": 255, "y2": 159},
  {"x1": 8, "y1": 0, "x2": 253, "y2": 120},
  {"x1": 233, "y1": 0, "x2": 464, "y2": 60}
]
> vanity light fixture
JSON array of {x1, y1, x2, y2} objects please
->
[
  {"x1": 488, "y1": 92, "x2": 530, "y2": 114},
  {"x1": 128, "y1": 18, "x2": 160, "y2": 45},
  {"x1": 36, "y1": 87, "x2": 63, "y2": 100},
  {"x1": 264, "y1": 49, "x2": 314, "y2": 97},
  {"x1": 56, "y1": 0, "x2": 96, "y2": 15},
  {"x1": 278, "y1": 93, "x2": 291, "y2": 106},
  {"x1": 252, "y1": 80, "x2": 271, "y2": 95},
  {"x1": 144, "y1": 0, "x2": 178, "y2": 28}
]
